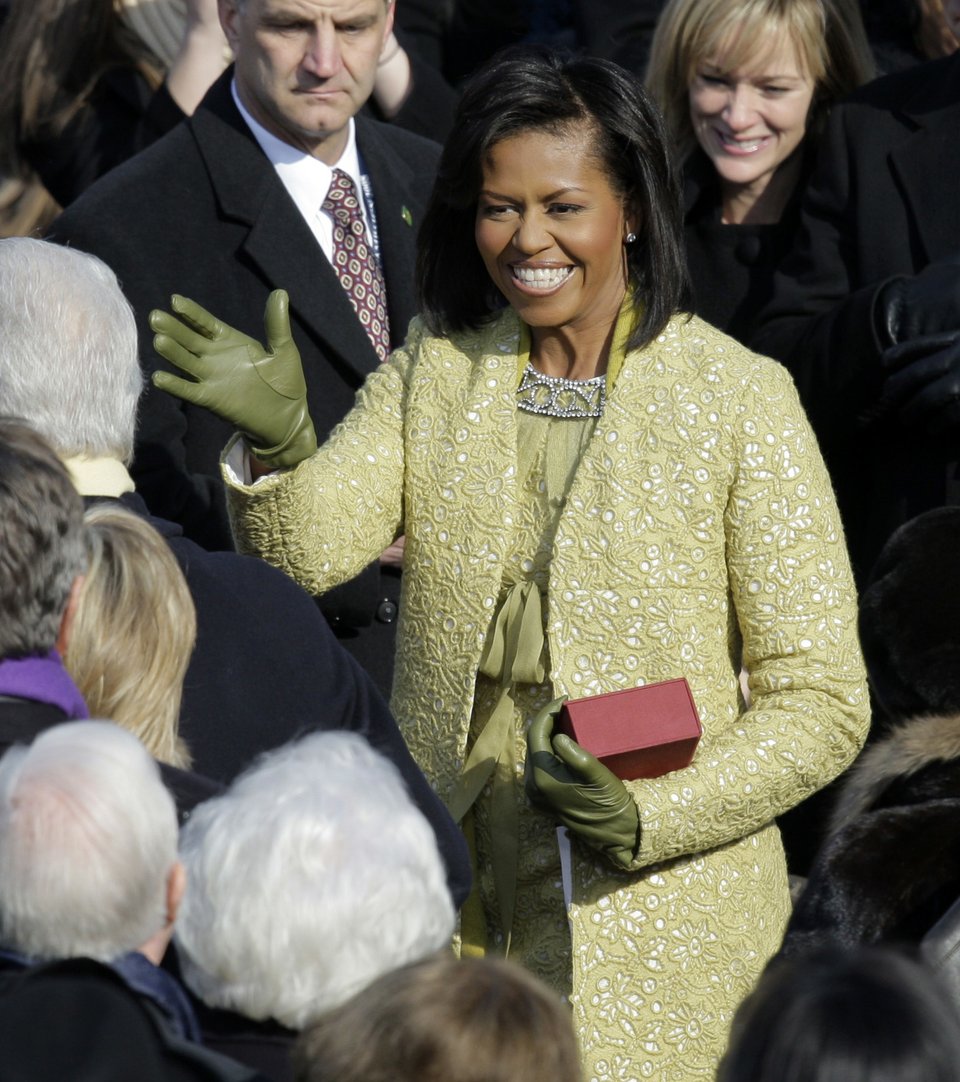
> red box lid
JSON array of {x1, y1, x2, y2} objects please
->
[{"x1": 557, "y1": 677, "x2": 702, "y2": 758}]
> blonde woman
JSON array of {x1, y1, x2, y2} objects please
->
[
  {"x1": 646, "y1": 0, "x2": 874, "y2": 340},
  {"x1": 65, "y1": 504, "x2": 196, "y2": 768}
]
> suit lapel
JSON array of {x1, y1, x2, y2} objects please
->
[
  {"x1": 190, "y1": 76, "x2": 381, "y2": 383},
  {"x1": 888, "y1": 56, "x2": 960, "y2": 266}
]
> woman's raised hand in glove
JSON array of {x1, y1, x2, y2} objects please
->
[{"x1": 150, "y1": 288, "x2": 317, "y2": 470}]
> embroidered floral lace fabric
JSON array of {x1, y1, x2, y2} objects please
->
[{"x1": 226, "y1": 310, "x2": 869, "y2": 1081}]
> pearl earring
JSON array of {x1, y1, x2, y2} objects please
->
[{"x1": 625, "y1": 232, "x2": 637, "y2": 244}]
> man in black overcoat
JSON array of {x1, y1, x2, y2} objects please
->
[
  {"x1": 752, "y1": 49, "x2": 960, "y2": 585},
  {"x1": 47, "y1": 0, "x2": 441, "y2": 693}
]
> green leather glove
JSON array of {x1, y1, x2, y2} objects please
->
[
  {"x1": 150, "y1": 289, "x2": 318, "y2": 469},
  {"x1": 526, "y1": 698, "x2": 640, "y2": 868}
]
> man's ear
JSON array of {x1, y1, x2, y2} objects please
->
[
  {"x1": 166, "y1": 860, "x2": 187, "y2": 927},
  {"x1": 137, "y1": 861, "x2": 187, "y2": 965},
  {"x1": 55, "y1": 575, "x2": 85, "y2": 656},
  {"x1": 218, "y1": 0, "x2": 242, "y2": 52}
]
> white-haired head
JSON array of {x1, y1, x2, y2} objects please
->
[
  {"x1": 175, "y1": 731, "x2": 455, "y2": 1029},
  {"x1": 0, "y1": 237, "x2": 142, "y2": 463},
  {"x1": 0, "y1": 721, "x2": 178, "y2": 961}
]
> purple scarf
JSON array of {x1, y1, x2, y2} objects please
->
[{"x1": 0, "y1": 652, "x2": 88, "y2": 719}]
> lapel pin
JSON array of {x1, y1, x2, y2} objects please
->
[{"x1": 401, "y1": 206, "x2": 413, "y2": 227}]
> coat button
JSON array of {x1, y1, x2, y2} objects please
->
[{"x1": 376, "y1": 599, "x2": 398, "y2": 624}]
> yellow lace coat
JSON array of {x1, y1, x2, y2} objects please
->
[{"x1": 225, "y1": 309, "x2": 868, "y2": 1081}]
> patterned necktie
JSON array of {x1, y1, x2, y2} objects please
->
[{"x1": 321, "y1": 168, "x2": 391, "y2": 362}]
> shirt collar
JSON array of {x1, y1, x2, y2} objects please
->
[
  {"x1": 62, "y1": 456, "x2": 136, "y2": 498},
  {"x1": 230, "y1": 79, "x2": 364, "y2": 218}
]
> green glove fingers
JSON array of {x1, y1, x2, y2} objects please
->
[
  {"x1": 527, "y1": 698, "x2": 566, "y2": 752},
  {"x1": 167, "y1": 293, "x2": 232, "y2": 345},
  {"x1": 152, "y1": 295, "x2": 253, "y2": 379},
  {"x1": 253, "y1": 290, "x2": 306, "y2": 401},
  {"x1": 152, "y1": 368, "x2": 215, "y2": 411},
  {"x1": 526, "y1": 699, "x2": 641, "y2": 868},
  {"x1": 149, "y1": 289, "x2": 318, "y2": 470},
  {"x1": 552, "y1": 734, "x2": 637, "y2": 820},
  {"x1": 525, "y1": 697, "x2": 567, "y2": 808}
]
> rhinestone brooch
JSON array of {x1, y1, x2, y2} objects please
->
[{"x1": 516, "y1": 362, "x2": 606, "y2": 419}]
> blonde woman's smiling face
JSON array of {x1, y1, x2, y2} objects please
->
[{"x1": 689, "y1": 36, "x2": 815, "y2": 210}]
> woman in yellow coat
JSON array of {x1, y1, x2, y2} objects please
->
[{"x1": 151, "y1": 47, "x2": 868, "y2": 1082}]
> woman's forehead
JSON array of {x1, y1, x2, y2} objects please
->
[
  {"x1": 482, "y1": 119, "x2": 605, "y2": 174},
  {"x1": 696, "y1": 23, "x2": 812, "y2": 80}
]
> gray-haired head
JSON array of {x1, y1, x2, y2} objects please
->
[
  {"x1": 0, "y1": 238, "x2": 142, "y2": 464},
  {"x1": 0, "y1": 721, "x2": 178, "y2": 962},
  {"x1": 0, "y1": 419, "x2": 86, "y2": 658},
  {"x1": 175, "y1": 730, "x2": 455, "y2": 1029}
]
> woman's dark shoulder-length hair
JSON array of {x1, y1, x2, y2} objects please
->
[{"x1": 417, "y1": 45, "x2": 691, "y2": 353}]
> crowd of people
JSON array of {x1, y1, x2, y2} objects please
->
[{"x1": 1, "y1": 0, "x2": 960, "y2": 1079}]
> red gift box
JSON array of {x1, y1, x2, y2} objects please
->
[{"x1": 556, "y1": 677, "x2": 702, "y2": 780}]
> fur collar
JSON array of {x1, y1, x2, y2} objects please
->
[{"x1": 830, "y1": 712, "x2": 960, "y2": 833}]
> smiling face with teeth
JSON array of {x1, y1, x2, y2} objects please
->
[
  {"x1": 474, "y1": 121, "x2": 635, "y2": 372},
  {"x1": 688, "y1": 35, "x2": 815, "y2": 223}
]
